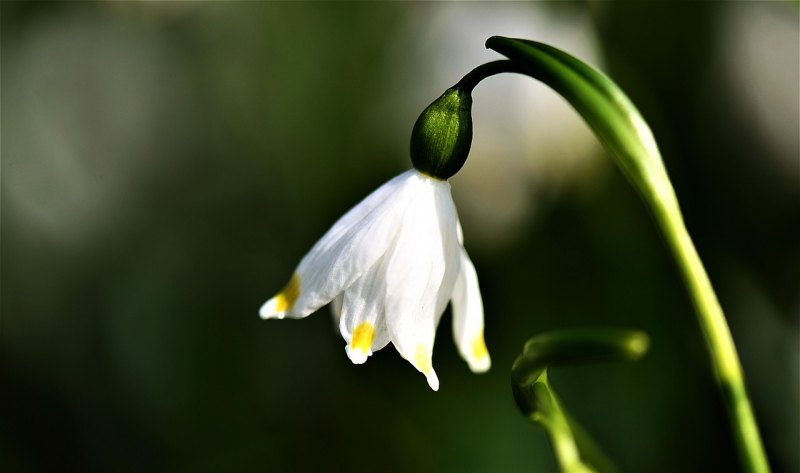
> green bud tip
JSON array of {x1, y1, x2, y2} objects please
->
[{"x1": 410, "y1": 86, "x2": 473, "y2": 180}]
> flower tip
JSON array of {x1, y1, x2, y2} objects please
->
[
  {"x1": 411, "y1": 345, "x2": 440, "y2": 391},
  {"x1": 425, "y1": 370, "x2": 440, "y2": 392},
  {"x1": 345, "y1": 345, "x2": 371, "y2": 365},
  {"x1": 260, "y1": 274, "x2": 301, "y2": 319},
  {"x1": 467, "y1": 355, "x2": 491, "y2": 374},
  {"x1": 345, "y1": 322, "x2": 375, "y2": 364},
  {"x1": 463, "y1": 332, "x2": 491, "y2": 373},
  {"x1": 259, "y1": 297, "x2": 285, "y2": 320}
]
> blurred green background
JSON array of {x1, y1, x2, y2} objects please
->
[{"x1": 2, "y1": 2, "x2": 798, "y2": 472}]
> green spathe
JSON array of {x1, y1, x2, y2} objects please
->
[{"x1": 410, "y1": 86, "x2": 472, "y2": 180}]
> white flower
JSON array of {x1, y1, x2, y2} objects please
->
[{"x1": 260, "y1": 169, "x2": 490, "y2": 390}]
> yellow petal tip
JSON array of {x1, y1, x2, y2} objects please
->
[
  {"x1": 413, "y1": 344, "x2": 439, "y2": 391},
  {"x1": 346, "y1": 322, "x2": 375, "y2": 364},
  {"x1": 471, "y1": 331, "x2": 489, "y2": 360},
  {"x1": 468, "y1": 332, "x2": 491, "y2": 373},
  {"x1": 259, "y1": 273, "x2": 301, "y2": 318}
]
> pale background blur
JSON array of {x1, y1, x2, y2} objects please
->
[{"x1": 2, "y1": 2, "x2": 798, "y2": 472}]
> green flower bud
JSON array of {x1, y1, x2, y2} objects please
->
[{"x1": 410, "y1": 86, "x2": 473, "y2": 180}]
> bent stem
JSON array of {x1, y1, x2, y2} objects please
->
[
  {"x1": 512, "y1": 329, "x2": 649, "y2": 473},
  {"x1": 531, "y1": 372, "x2": 609, "y2": 473},
  {"x1": 479, "y1": 37, "x2": 769, "y2": 473}
]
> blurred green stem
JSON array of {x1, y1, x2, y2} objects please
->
[
  {"x1": 532, "y1": 372, "x2": 605, "y2": 473},
  {"x1": 476, "y1": 37, "x2": 770, "y2": 473},
  {"x1": 512, "y1": 329, "x2": 648, "y2": 473}
]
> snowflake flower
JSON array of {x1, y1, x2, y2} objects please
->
[{"x1": 260, "y1": 86, "x2": 488, "y2": 390}]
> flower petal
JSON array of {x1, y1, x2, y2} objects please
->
[
  {"x1": 339, "y1": 257, "x2": 392, "y2": 364},
  {"x1": 434, "y1": 187, "x2": 463, "y2": 325},
  {"x1": 330, "y1": 293, "x2": 343, "y2": 321},
  {"x1": 260, "y1": 170, "x2": 416, "y2": 320},
  {"x1": 384, "y1": 173, "x2": 460, "y2": 391},
  {"x1": 259, "y1": 273, "x2": 301, "y2": 320},
  {"x1": 451, "y1": 247, "x2": 491, "y2": 373}
]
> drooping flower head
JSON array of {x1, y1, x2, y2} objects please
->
[{"x1": 260, "y1": 87, "x2": 488, "y2": 390}]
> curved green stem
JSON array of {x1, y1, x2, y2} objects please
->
[
  {"x1": 512, "y1": 329, "x2": 649, "y2": 473},
  {"x1": 533, "y1": 372, "x2": 605, "y2": 473},
  {"x1": 456, "y1": 60, "x2": 525, "y2": 93},
  {"x1": 477, "y1": 36, "x2": 770, "y2": 473}
]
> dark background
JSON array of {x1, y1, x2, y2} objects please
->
[{"x1": 2, "y1": 2, "x2": 798, "y2": 472}]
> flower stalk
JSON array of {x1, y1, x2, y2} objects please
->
[{"x1": 472, "y1": 36, "x2": 770, "y2": 473}]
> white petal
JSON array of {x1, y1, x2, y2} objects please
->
[
  {"x1": 339, "y1": 257, "x2": 392, "y2": 364},
  {"x1": 330, "y1": 294, "x2": 343, "y2": 325},
  {"x1": 259, "y1": 273, "x2": 301, "y2": 320},
  {"x1": 384, "y1": 172, "x2": 460, "y2": 391},
  {"x1": 451, "y1": 246, "x2": 491, "y2": 373},
  {"x1": 259, "y1": 170, "x2": 416, "y2": 319},
  {"x1": 434, "y1": 183, "x2": 463, "y2": 324}
]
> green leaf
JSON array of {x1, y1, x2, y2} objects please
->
[
  {"x1": 512, "y1": 329, "x2": 649, "y2": 473},
  {"x1": 485, "y1": 36, "x2": 669, "y2": 210}
]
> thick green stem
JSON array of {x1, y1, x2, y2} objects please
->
[
  {"x1": 646, "y1": 173, "x2": 769, "y2": 473},
  {"x1": 476, "y1": 36, "x2": 770, "y2": 473}
]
